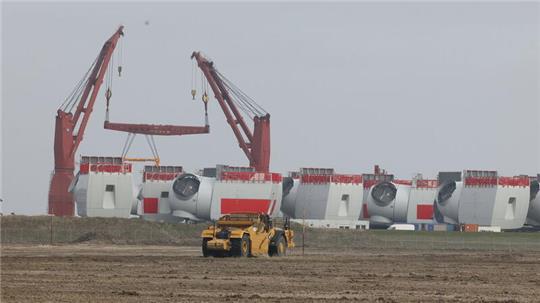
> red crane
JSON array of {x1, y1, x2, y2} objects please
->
[
  {"x1": 49, "y1": 26, "x2": 124, "y2": 216},
  {"x1": 49, "y1": 27, "x2": 211, "y2": 216},
  {"x1": 191, "y1": 51, "x2": 271, "y2": 172}
]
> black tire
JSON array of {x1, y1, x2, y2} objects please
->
[
  {"x1": 231, "y1": 234, "x2": 250, "y2": 257},
  {"x1": 202, "y1": 238, "x2": 211, "y2": 257},
  {"x1": 269, "y1": 236, "x2": 287, "y2": 257}
]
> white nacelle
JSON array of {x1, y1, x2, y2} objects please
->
[
  {"x1": 280, "y1": 171, "x2": 364, "y2": 223},
  {"x1": 436, "y1": 171, "x2": 530, "y2": 230},
  {"x1": 364, "y1": 179, "x2": 438, "y2": 226},
  {"x1": 366, "y1": 181, "x2": 410, "y2": 226},
  {"x1": 72, "y1": 158, "x2": 134, "y2": 218},
  {"x1": 169, "y1": 172, "x2": 283, "y2": 221}
]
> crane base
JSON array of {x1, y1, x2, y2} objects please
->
[{"x1": 48, "y1": 171, "x2": 75, "y2": 216}]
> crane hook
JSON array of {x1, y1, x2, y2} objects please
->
[
  {"x1": 191, "y1": 89, "x2": 197, "y2": 100},
  {"x1": 105, "y1": 88, "x2": 112, "y2": 122},
  {"x1": 202, "y1": 91, "x2": 209, "y2": 103},
  {"x1": 118, "y1": 66, "x2": 122, "y2": 77},
  {"x1": 105, "y1": 88, "x2": 112, "y2": 102}
]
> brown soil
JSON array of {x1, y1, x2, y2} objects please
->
[{"x1": 2, "y1": 244, "x2": 539, "y2": 302}]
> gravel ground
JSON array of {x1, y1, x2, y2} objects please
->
[{"x1": 2, "y1": 244, "x2": 539, "y2": 302}]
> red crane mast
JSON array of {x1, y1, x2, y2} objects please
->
[
  {"x1": 191, "y1": 52, "x2": 271, "y2": 172},
  {"x1": 49, "y1": 26, "x2": 124, "y2": 216}
]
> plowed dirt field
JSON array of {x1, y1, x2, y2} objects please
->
[{"x1": 2, "y1": 244, "x2": 539, "y2": 302}]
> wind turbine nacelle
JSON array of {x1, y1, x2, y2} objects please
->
[
  {"x1": 280, "y1": 169, "x2": 364, "y2": 221},
  {"x1": 366, "y1": 181, "x2": 411, "y2": 227},
  {"x1": 435, "y1": 171, "x2": 530, "y2": 229},
  {"x1": 169, "y1": 167, "x2": 283, "y2": 222}
]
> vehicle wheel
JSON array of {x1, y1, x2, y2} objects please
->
[
  {"x1": 270, "y1": 236, "x2": 287, "y2": 257},
  {"x1": 231, "y1": 235, "x2": 250, "y2": 257},
  {"x1": 202, "y1": 238, "x2": 211, "y2": 257}
]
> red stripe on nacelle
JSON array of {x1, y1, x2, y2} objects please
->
[
  {"x1": 464, "y1": 177, "x2": 497, "y2": 187},
  {"x1": 143, "y1": 198, "x2": 158, "y2": 214},
  {"x1": 221, "y1": 172, "x2": 282, "y2": 183},
  {"x1": 498, "y1": 177, "x2": 529, "y2": 187},
  {"x1": 393, "y1": 179, "x2": 412, "y2": 186},
  {"x1": 300, "y1": 174, "x2": 362, "y2": 185},
  {"x1": 221, "y1": 198, "x2": 272, "y2": 214},
  {"x1": 416, "y1": 205, "x2": 433, "y2": 220},
  {"x1": 143, "y1": 172, "x2": 180, "y2": 182},
  {"x1": 80, "y1": 163, "x2": 132, "y2": 174}
]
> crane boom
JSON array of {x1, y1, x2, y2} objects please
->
[
  {"x1": 48, "y1": 26, "x2": 124, "y2": 216},
  {"x1": 191, "y1": 52, "x2": 271, "y2": 172}
]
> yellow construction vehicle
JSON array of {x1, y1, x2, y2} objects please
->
[{"x1": 201, "y1": 212, "x2": 294, "y2": 257}]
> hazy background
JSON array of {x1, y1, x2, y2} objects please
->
[{"x1": 2, "y1": 2, "x2": 539, "y2": 214}]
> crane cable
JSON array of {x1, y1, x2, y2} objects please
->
[
  {"x1": 121, "y1": 133, "x2": 136, "y2": 159},
  {"x1": 192, "y1": 59, "x2": 257, "y2": 119},
  {"x1": 214, "y1": 69, "x2": 267, "y2": 119},
  {"x1": 190, "y1": 57, "x2": 210, "y2": 125},
  {"x1": 60, "y1": 37, "x2": 123, "y2": 115},
  {"x1": 200, "y1": 71, "x2": 210, "y2": 123},
  {"x1": 191, "y1": 59, "x2": 196, "y2": 100},
  {"x1": 104, "y1": 50, "x2": 115, "y2": 122},
  {"x1": 120, "y1": 133, "x2": 161, "y2": 167},
  {"x1": 200, "y1": 72, "x2": 206, "y2": 101},
  {"x1": 59, "y1": 56, "x2": 98, "y2": 113},
  {"x1": 221, "y1": 74, "x2": 267, "y2": 116},
  {"x1": 105, "y1": 41, "x2": 123, "y2": 122},
  {"x1": 145, "y1": 135, "x2": 160, "y2": 162},
  {"x1": 117, "y1": 38, "x2": 123, "y2": 77},
  {"x1": 216, "y1": 69, "x2": 267, "y2": 116}
]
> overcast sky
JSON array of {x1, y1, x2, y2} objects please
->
[{"x1": 2, "y1": 2, "x2": 539, "y2": 214}]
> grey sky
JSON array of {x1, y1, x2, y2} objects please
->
[{"x1": 2, "y1": 2, "x2": 539, "y2": 214}]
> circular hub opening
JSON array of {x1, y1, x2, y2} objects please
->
[
  {"x1": 172, "y1": 174, "x2": 200, "y2": 200},
  {"x1": 371, "y1": 181, "x2": 397, "y2": 206},
  {"x1": 437, "y1": 181, "x2": 456, "y2": 205}
]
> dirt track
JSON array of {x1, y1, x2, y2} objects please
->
[{"x1": 2, "y1": 245, "x2": 539, "y2": 302}]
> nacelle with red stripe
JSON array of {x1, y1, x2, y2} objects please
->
[
  {"x1": 168, "y1": 168, "x2": 283, "y2": 221},
  {"x1": 282, "y1": 168, "x2": 364, "y2": 222},
  {"x1": 436, "y1": 170, "x2": 532, "y2": 229}
]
